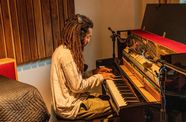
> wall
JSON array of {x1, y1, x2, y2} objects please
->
[
  {"x1": 99, "y1": 0, "x2": 141, "y2": 59},
  {"x1": 75, "y1": 0, "x2": 142, "y2": 70},
  {"x1": 17, "y1": 59, "x2": 51, "y2": 110},
  {"x1": 0, "y1": 0, "x2": 74, "y2": 64},
  {"x1": 180, "y1": 0, "x2": 186, "y2": 3},
  {"x1": 74, "y1": 0, "x2": 103, "y2": 70}
]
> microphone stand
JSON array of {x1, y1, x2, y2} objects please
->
[
  {"x1": 108, "y1": 27, "x2": 120, "y2": 59},
  {"x1": 159, "y1": 66, "x2": 167, "y2": 122},
  {"x1": 111, "y1": 33, "x2": 117, "y2": 59},
  {"x1": 108, "y1": 27, "x2": 127, "y2": 60}
]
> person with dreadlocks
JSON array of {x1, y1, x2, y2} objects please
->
[{"x1": 50, "y1": 14, "x2": 115, "y2": 120}]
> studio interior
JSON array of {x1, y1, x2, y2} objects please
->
[{"x1": 0, "y1": 0, "x2": 186, "y2": 122}]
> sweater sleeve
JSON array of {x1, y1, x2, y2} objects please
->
[{"x1": 60, "y1": 59, "x2": 104, "y2": 93}]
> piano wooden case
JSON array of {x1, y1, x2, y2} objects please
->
[{"x1": 97, "y1": 4, "x2": 186, "y2": 122}]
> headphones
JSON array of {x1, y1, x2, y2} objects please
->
[
  {"x1": 77, "y1": 14, "x2": 83, "y2": 24},
  {"x1": 77, "y1": 14, "x2": 89, "y2": 46},
  {"x1": 80, "y1": 29, "x2": 86, "y2": 45},
  {"x1": 77, "y1": 15, "x2": 84, "y2": 44}
]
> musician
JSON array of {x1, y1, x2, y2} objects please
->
[{"x1": 50, "y1": 14, "x2": 115, "y2": 120}]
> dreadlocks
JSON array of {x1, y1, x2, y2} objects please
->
[{"x1": 61, "y1": 14, "x2": 93, "y2": 73}]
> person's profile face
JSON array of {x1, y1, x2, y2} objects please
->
[{"x1": 82, "y1": 28, "x2": 92, "y2": 47}]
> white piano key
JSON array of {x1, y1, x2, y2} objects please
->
[{"x1": 106, "y1": 80, "x2": 127, "y2": 108}]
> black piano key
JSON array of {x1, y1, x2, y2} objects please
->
[
  {"x1": 115, "y1": 80, "x2": 128, "y2": 86},
  {"x1": 116, "y1": 84, "x2": 129, "y2": 88},
  {"x1": 117, "y1": 86, "x2": 130, "y2": 91},
  {"x1": 113, "y1": 70, "x2": 120, "y2": 75},
  {"x1": 119, "y1": 89, "x2": 131, "y2": 92},
  {"x1": 121, "y1": 93, "x2": 135, "y2": 97},
  {"x1": 118, "y1": 89, "x2": 130, "y2": 94},
  {"x1": 127, "y1": 101, "x2": 140, "y2": 104},
  {"x1": 115, "y1": 80, "x2": 125, "y2": 84},
  {"x1": 115, "y1": 82, "x2": 127, "y2": 87},
  {"x1": 124, "y1": 97, "x2": 139, "y2": 103},
  {"x1": 121, "y1": 92, "x2": 133, "y2": 95},
  {"x1": 115, "y1": 75, "x2": 122, "y2": 78},
  {"x1": 125, "y1": 98, "x2": 138, "y2": 101},
  {"x1": 114, "y1": 80, "x2": 128, "y2": 86}
]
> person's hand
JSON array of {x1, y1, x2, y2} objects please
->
[
  {"x1": 94, "y1": 66, "x2": 112, "y2": 74},
  {"x1": 101, "y1": 72, "x2": 115, "y2": 80}
]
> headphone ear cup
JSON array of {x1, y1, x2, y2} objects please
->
[{"x1": 80, "y1": 30, "x2": 85, "y2": 44}]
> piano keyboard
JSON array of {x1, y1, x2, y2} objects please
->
[
  {"x1": 99, "y1": 63, "x2": 140, "y2": 111},
  {"x1": 105, "y1": 77, "x2": 140, "y2": 110}
]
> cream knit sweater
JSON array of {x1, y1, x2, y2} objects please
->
[{"x1": 50, "y1": 45, "x2": 104, "y2": 119}]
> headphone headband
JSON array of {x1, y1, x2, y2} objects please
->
[{"x1": 77, "y1": 14, "x2": 83, "y2": 24}]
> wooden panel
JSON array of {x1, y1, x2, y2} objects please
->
[
  {"x1": 0, "y1": 3, "x2": 6, "y2": 58},
  {"x1": 0, "y1": 0, "x2": 74, "y2": 64},
  {"x1": 9, "y1": 0, "x2": 22, "y2": 63},
  {"x1": 50, "y1": 0, "x2": 61, "y2": 49},
  {"x1": 1, "y1": 0, "x2": 14, "y2": 58},
  {"x1": 63, "y1": 0, "x2": 68, "y2": 20},
  {"x1": 26, "y1": 0, "x2": 38, "y2": 60},
  {"x1": 68, "y1": 0, "x2": 75, "y2": 16},
  {"x1": 58, "y1": 0, "x2": 65, "y2": 45},
  {"x1": 33, "y1": 0, "x2": 45, "y2": 58},
  {"x1": 16, "y1": 0, "x2": 31, "y2": 63},
  {"x1": 41, "y1": 0, "x2": 53, "y2": 57}
]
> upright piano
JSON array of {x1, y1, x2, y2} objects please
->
[{"x1": 96, "y1": 4, "x2": 186, "y2": 122}]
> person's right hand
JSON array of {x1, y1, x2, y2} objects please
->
[{"x1": 100, "y1": 72, "x2": 115, "y2": 80}]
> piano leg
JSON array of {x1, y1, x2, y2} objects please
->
[
  {"x1": 100, "y1": 81, "x2": 110, "y2": 101},
  {"x1": 119, "y1": 103, "x2": 160, "y2": 122}
]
